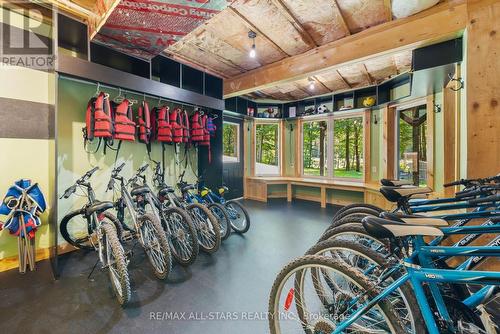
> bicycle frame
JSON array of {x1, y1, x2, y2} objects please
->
[{"x1": 332, "y1": 243, "x2": 500, "y2": 334}]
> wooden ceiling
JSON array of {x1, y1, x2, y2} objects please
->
[
  {"x1": 242, "y1": 50, "x2": 412, "y2": 101},
  {"x1": 165, "y1": 0, "x2": 441, "y2": 100}
]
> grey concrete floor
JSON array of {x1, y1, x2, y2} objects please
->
[{"x1": 0, "y1": 199, "x2": 337, "y2": 334}]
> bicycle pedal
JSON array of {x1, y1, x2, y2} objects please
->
[{"x1": 121, "y1": 231, "x2": 134, "y2": 243}]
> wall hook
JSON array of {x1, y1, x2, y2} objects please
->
[
  {"x1": 373, "y1": 114, "x2": 378, "y2": 125},
  {"x1": 434, "y1": 105, "x2": 442, "y2": 113}
]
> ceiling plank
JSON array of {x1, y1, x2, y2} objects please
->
[
  {"x1": 332, "y1": 0, "x2": 352, "y2": 35},
  {"x1": 312, "y1": 76, "x2": 332, "y2": 92},
  {"x1": 88, "y1": 0, "x2": 121, "y2": 39},
  {"x1": 224, "y1": 1, "x2": 467, "y2": 97},
  {"x1": 336, "y1": 70, "x2": 352, "y2": 89},
  {"x1": 165, "y1": 52, "x2": 229, "y2": 79},
  {"x1": 361, "y1": 64, "x2": 374, "y2": 85},
  {"x1": 270, "y1": 0, "x2": 317, "y2": 48},
  {"x1": 227, "y1": 6, "x2": 290, "y2": 57}
]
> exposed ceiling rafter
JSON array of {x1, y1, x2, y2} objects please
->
[
  {"x1": 270, "y1": 0, "x2": 317, "y2": 48},
  {"x1": 332, "y1": 0, "x2": 352, "y2": 35}
]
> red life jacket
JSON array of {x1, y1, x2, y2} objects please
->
[
  {"x1": 137, "y1": 101, "x2": 151, "y2": 144},
  {"x1": 190, "y1": 111, "x2": 204, "y2": 142},
  {"x1": 181, "y1": 109, "x2": 190, "y2": 143},
  {"x1": 85, "y1": 92, "x2": 113, "y2": 141},
  {"x1": 200, "y1": 114, "x2": 210, "y2": 146},
  {"x1": 156, "y1": 106, "x2": 172, "y2": 142},
  {"x1": 170, "y1": 108, "x2": 183, "y2": 143},
  {"x1": 113, "y1": 100, "x2": 136, "y2": 141}
]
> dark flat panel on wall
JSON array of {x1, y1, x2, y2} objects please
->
[
  {"x1": 199, "y1": 110, "x2": 223, "y2": 189},
  {"x1": 0, "y1": 97, "x2": 54, "y2": 139},
  {"x1": 225, "y1": 97, "x2": 237, "y2": 112},
  {"x1": 236, "y1": 97, "x2": 248, "y2": 115},
  {"x1": 205, "y1": 74, "x2": 223, "y2": 99},
  {"x1": 151, "y1": 55, "x2": 180, "y2": 87},
  {"x1": 90, "y1": 42, "x2": 150, "y2": 78},
  {"x1": 57, "y1": 55, "x2": 225, "y2": 110},
  {"x1": 413, "y1": 38, "x2": 463, "y2": 71},
  {"x1": 58, "y1": 14, "x2": 87, "y2": 58},
  {"x1": 182, "y1": 64, "x2": 204, "y2": 94}
]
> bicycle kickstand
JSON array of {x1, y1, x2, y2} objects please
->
[{"x1": 87, "y1": 258, "x2": 100, "y2": 281}]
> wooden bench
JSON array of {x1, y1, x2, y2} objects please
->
[{"x1": 244, "y1": 176, "x2": 387, "y2": 208}]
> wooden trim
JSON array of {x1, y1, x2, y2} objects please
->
[
  {"x1": 320, "y1": 187, "x2": 327, "y2": 208},
  {"x1": 426, "y1": 95, "x2": 435, "y2": 190},
  {"x1": 223, "y1": 1, "x2": 467, "y2": 97},
  {"x1": 382, "y1": 106, "x2": 396, "y2": 179},
  {"x1": 295, "y1": 119, "x2": 302, "y2": 177},
  {"x1": 287, "y1": 183, "x2": 292, "y2": 202},
  {"x1": 443, "y1": 78, "x2": 458, "y2": 197},
  {"x1": 280, "y1": 120, "x2": 285, "y2": 176},
  {"x1": 332, "y1": 0, "x2": 351, "y2": 35},
  {"x1": 251, "y1": 121, "x2": 256, "y2": 176},
  {"x1": 363, "y1": 109, "x2": 371, "y2": 182},
  {"x1": 454, "y1": 63, "x2": 462, "y2": 182}
]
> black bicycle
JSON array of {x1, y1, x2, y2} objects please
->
[
  {"x1": 59, "y1": 167, "x2": 131, "y2": 305},
  {"x1": 129, "y1": 164, "x2": 199, "y2": 266},
  {"x1": 108, "y1": 163, "x2": 172, "y2": 280}
]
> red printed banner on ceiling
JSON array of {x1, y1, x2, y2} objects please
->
[{"x1": 93, "y1": 0, "x2": 232, "y2": 59}]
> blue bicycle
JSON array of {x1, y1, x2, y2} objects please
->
[
  {"x1": 197, "y1": 180, "x2": 251, "y2": 234},
  {"x1": 269, "y1": 216, "x2": 500, "y2": 333}
]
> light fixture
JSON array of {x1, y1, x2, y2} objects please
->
[
  {"x1": 248, "y1": 31, "x2": 257, "y2": 58},
  {"x1": 308, "y1": 77, "x2": 315, "y2": 91}
]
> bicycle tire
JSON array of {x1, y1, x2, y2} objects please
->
[
  {"x1": 225, "y1": 200, "x2": 251, "y2": 234},
  {"x1": 333, "y1": 203, "x2": 384, "y2": 221},
  {"x1": 60, "y1": 210, "x2": 124, "y2": 251},
  {"x1": 305, "y1": 239, "x2": 426, "y2": 334},
  {"x1": 208, "y1": 203, "x2": 231, "y2": 240},
  {"x1": 268, "y1": 255, "x2": 405, "y2": 334},
  {"x1": 101, "y1": 222, "x2": 131, "y2": 306},
  {"x1": 331, "y1": 207, "x2": 381, "y2": 224},
  {"x1": 138, "y1": 212, "x2": 172, "y2": 280},
  {"x1": 326, "y1": 213, "x2": 376, "y2": 234},
  {"x1": 162, "y1": 206, "x2": 199, "y2": 266},
  {"x1": 186, "y1": 203, "x2": 221, "y2": 253}
]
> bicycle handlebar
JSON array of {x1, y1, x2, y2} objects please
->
[
  {"x1": 444, "y1": 174, "x2": 500, "y2": 187},
  {"x1": 469, "y1": 194, "x2": 500, "y2": 205},
  {"x1": 60, "y1": 167, "x2": 100, "y2": 199}
]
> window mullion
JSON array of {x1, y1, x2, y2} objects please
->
[{"x1": 328, "y1": 118, "x2": 334, "y2": 179}]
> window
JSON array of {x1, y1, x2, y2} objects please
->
[
  {"x1": 223, "y1": 122, "x2": 239, "y2": 162},
  {"x1": 333, "y1": 117, "x2": 364, "y2": 179},
  {"x1": 255, "y1": 123, "x2": 280, "y2": 175},
  {"x1": 302, "y1": 121, "x2": 328, "y2": 176},
  {"x1": 397, "y1": 105, "x2": 428, "y2": 186}
]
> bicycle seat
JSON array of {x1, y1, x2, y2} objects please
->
[
  {"x1": 130, "y1": 185, "x2": 150, "y2": 197},
  {"x1": 380, "y1": 179, "x2": 413, "y2": 187},
  {"x1": 379, "y1": 186, "x2": 432, "y2": 203},
  {"x1": 379, "y1": 212, "x2": 448, "y2": 227},
  {"x1": 362, "y1": 216, "x2": 443, "y2": 239},
  {"x1": 181, "y1": 184, "x2": 195, "y2": 193},
  {"x1": 158, "y1": 186, "x2": 175, "y2": 197},
  {"x1": 86, "y1": 201, "x2": 114, "y2": 216}
]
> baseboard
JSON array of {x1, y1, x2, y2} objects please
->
[{"x1": 0, "y1": 243, "x2": 77, "y2": 273}]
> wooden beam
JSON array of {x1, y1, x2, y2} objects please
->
[
  {"x1": 382, "y1": 106, "x2": 396, "y2": 179},
  {"x1": 88, "y1": 0, "x2": 121, "y2": 40},
  {"x1": 336, "y1": 70, "x2": 352, "y2": 89},
  {"x1": 426, "y1": 95, "x2": 435, "y2": 190},
  {"x1": 466, "y1": 0, "x2": 500, "y2": 179},
  {"x1": 224, "y1": 1, "x2": 467, "y2": 98},
  {"x1": 332, "y1": 0, "x2": 351, "y2": 35},
  {"x1": 443, "y1": 79, "x2": 458, "y2": 197},
  {"x1": 383, "y1": 0, "x2": 393, "y2": 21},
  {"x1": 361, "y1": 64, "x2": 374, "y2": 85},
  {"x1": 227, "y1": 6, "x2": 289, "y2": 57},
  {"x1": 270, "y1": 0, "x2": 317, "y2": 48}
]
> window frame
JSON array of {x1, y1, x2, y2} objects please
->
[
  {"x1": 222, "y1": 121, "x2": 240, "y2": 163},
  {"x1": 253, "y1": 119, "x2": 282, "y2": 176},
  {"x1": 299, "y1": 110, "x2": 366, "y2": 182}
]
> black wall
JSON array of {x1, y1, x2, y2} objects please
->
[
  {"x1": 222, "y1": 115, "x2": 244, "y2": 199},
  {"x1": 198, "y1": 110, "x2": 223, "y2": 190}
]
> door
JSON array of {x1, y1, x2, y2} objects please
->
[{"x1": 222, "y1": 116, "x2": 244, "y2": 199}]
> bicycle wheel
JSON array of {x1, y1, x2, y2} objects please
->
[
  {"x1": 224, "y1": 200, "x2": 250, "y2": 233},
  {"x1": 331, "y1": 207, "x2": 381, "y2": 224},
  {"x1": 332, "y1": 203, "x2": 384, "y2": 221},
  {"x1": 268, "y1": 255, "x2": 405, "y2": 334},
  {"x1": 186, "y1": 203, "x2": 221, "y2": 253},
  {"x1": 208, "y1": 203, "x2": 231, "y2": 240},
  {"x1": 100, "y1": 222, "x2": 131, "y2": 306},
  {"x1": 305, "y1": 239, "x2": 425, "y2": 334},
  {"x1": 60, "y1": 210, "x2": 123, "y2": 251},
  {"x1": 162, "y1": 206, "x2": 199, "y2": 266},
  {"x1": 138, "y1": 212, "x2": 172, "y2": 280}
]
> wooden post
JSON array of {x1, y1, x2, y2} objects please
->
[
  {"x1": 287, "y1": 183, "x2": 292, "y2": 202},
  {"x1": 320, "y1": 187, "x2": 326, "y2": 208},
  {"x1": 382, "y1": 106, "x2": 396, "y2": 179},
  {"x1": 443, "y1": 76, "x2": 458, "y2": 197},
  {"x1": 466, "y1": 0, "x2": 500, "y2": 178},
  {"x1": 426, "y1": 96, "x2": 435, "y2": 190},
  {"x1": 363, "y1": 109, "x2": 371, "y2": 183}
]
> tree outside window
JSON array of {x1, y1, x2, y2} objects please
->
[
  {"x1": 223, "y1": 122, "x2": 239, "y2": 162},
  {"x1": 302, "y1": 121, "x2": 328, "y2": 176},
  {"x1": 255, "y1": 123, "x2": 279, "y2": 175},
  {"x1": 333, "y1": 117, "x2": 364, "y2": 179},
  {"x1": 398, "y1": 106, "x2": 427, "y2": 186}
]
